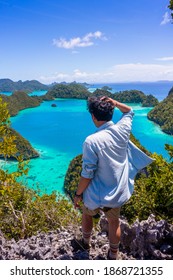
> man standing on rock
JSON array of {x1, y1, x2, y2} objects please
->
[{"x1": 74, "y1": 96, "x2": 153, "y2": 259}]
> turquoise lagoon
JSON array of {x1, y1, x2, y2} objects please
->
[{"x1": 4, "y1": 98, "x2": 173, "y2": 195}]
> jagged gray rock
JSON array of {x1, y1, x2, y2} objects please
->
[
  {"x1": 119, "y1": 214, "x2": 173, "y2": 259},
  {"x1": 0, "y1": 215, "x2": 172, "y2": 260}
]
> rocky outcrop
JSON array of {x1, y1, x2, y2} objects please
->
[
  {"x1": 0, "y1": 215, "x2": 172, "y2": 260},
  {"x1": 107, "y1": 214, "x2": 173, "y2": 260}
]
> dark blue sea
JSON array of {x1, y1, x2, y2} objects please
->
[{"x1": 0, "y1": 81, "x2": 173, "y2": 194}]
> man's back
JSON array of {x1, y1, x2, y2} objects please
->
[{"x1": 82, "y1": 110, "x2": 134, "y2": 209}]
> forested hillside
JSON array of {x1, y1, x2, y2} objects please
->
[
  {"x1": 148, "y1": 88, "x2": 173, "y2": 135},
  {"x1": 0, "y1": 97, "x2": 39, "y2": 160},
  {"x1": 0, "y1": 91, "x2": 42, "y2": 116},
  {"x1": 0, "y1": 79, "x2": 48, "y2": 92},
  {"x1": 43, "y1": 83, "x2": 90, "y2": 100}
]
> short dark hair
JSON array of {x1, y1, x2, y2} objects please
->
[{"x1": 87, "y1": 96, "x2": 114, "y2": 121}]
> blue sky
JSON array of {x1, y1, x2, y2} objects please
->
[{"x1": 0, "y1": 0, "x2": 173, "y2": 83}]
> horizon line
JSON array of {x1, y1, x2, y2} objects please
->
[{"x1": 1, "y1": 78, "x2": 173, "y2": 85}]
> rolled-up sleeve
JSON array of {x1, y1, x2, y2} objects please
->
[
  {"x1": 81, "y1": 142, "x2": 98, "y2": 179},
  {"x1": 115, "y1": 109, "x2": 134, "y2": 142}
]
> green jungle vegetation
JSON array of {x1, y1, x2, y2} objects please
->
[
  {"x1": 0, "y1": 94, "x2": 173, "y2": 241},
  {"x1": 0, "y1": 91, "x2": 42, "y2": 116},
  {"x1": 0, "y1": 98, "x2": 80, "y2": 240},
  {"x1": 148, "y1": 89, "x2": 173, "y2": 135},
  {"x1": 43, "y1": 83, "x2": 90, "y2": 100},
  {"x1": 0, "y1": 127, "x2": 39, "y2": 160},
  {"x1": 0, "y1": 96, "x2": 39, "y2": 160},
  {"x1": 0, "y1": 79, "x2": 48, "y2": 92}
]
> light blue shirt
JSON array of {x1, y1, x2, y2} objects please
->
[{"x1": 81, "y1": 110, "x2": 154, "y2": 210}]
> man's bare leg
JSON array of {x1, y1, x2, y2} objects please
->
[
  {"x1": 82, "y1": 212, "x2": 93, "y2": 245},
  {"x1": 107, "y1": 217, "x2": 121, "y2": 259}
]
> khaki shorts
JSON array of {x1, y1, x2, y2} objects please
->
[{"x1": 83, "y1": 204, "x2": 120, "y2": 219}]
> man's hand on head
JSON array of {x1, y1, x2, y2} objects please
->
[{"x1": 100, "y1": 96, "x2": 117, "y2": 108}]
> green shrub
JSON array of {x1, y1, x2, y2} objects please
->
[
  {"x1": 0, "y1": 182, "x2": 81, "y2": 240},
  {"x1": 0, "y1": 98, "x2": 81, "y2": 240},
  {"x1": 121, "y1": 148, "x2": 173, "y2": 223}
]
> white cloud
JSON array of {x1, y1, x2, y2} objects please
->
[
  {"x1": 52, "y1": 31, "x2": 106, "y2": 49},
  {"x1": 39, "y1": 69, "x2": 100, "y2": 83},
  {"x1": 39, "y1": 72, "x2": 69, "y2": 83},
  {"x1": 39, "y1": 63, "x2": 173, "y2": 84},
  {"x1": 110, "y1": 63, "x2": 173, "y2": 82},
  {"x1": 160, "y1": 12, "x2": 171, "y2": 25},
  {"x1": 156, "y1": 56, "x2": 173, "y2": 61}
]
